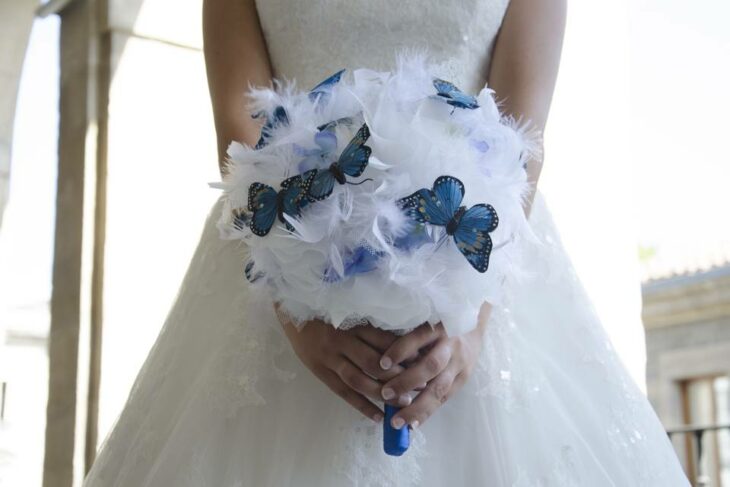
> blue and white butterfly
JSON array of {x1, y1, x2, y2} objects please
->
[
  {"x1": 307, "y1": 123, "x2": 372, "y2": 201},
  {"x1": 398, "y1": 176, "x2": 498, "y2": 273},
  {"x1": 253, "y1": 105, "x2": 289, "y2": 150},
  {"x1": 309, "y1": 69, "x2": 346, "y2": 105},
  {"x1": 433, "y1": 78, "x2": 480, "y2": 110},
  {"x1": 247, "y1": 169, "x2": 317, "y2": 236}
]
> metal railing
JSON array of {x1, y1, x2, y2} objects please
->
[{"x1": 668, "y1": 424, "x2": 730, "y2": 486}]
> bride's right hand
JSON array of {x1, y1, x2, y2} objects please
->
[{"x1": 279, "y1": 315, "x2": 413, "y2": 423}]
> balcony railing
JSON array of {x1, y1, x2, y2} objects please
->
[{"x1": 667, "y1": 423, "x2": 730, "y2": 486}]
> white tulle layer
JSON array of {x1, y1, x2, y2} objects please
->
[
  {"x1": 83, "y1": 193, "x2": 689, "y2": 487},
  {"x1": 215, "y1": 57, "x2": 537, "y2": 336}
]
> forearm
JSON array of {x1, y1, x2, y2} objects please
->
[
  {"x1": 203, "y1": 0, "x2": 274, "y2": 170},
  {"x1": 487, "y1": 0, "x2": 567, "y2": 217}
]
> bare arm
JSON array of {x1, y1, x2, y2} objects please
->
[
  {"x1": 203, "y1": 2, "x2": 413, "y2": 421},
  {"x1": 203, "y1": 0, "x2": 273, "y2": 170},
  {"x1": 488, "y1": 0, "x2": 567, "y2": 216}
]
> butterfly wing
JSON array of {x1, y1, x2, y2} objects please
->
[
  {"x1": 281, "y1": 169, "x2": 316, "y2": 191},
  {"x1": 447, "y1": 92, "x2": 480, "y2": 110},
  {"x1": 247, "y1": 182, "x2": 278, "y2": 236},
  {"x1": 398, "y1": 176, "x2": 464, "y2": 226},
  {"x1": 307, "y1": 169, "x2": 336, "y2": 201},
  {"x1": 280, "y1": 169, "x2": 316, "y2": 228},
  {"x1": 432, "y1": 78, "x2": 479, "y2": 110},
  {"x1": 452, "y1": 204, "x2": 499, "y2": 273},
  {"x1": 309, "y1": 69, "x2": 345, "y2": 104},
  {"x1": 336, "y1": 123, "x2": 371, "y2": 178},
  {"x1": 433, "y1": 78, "x2": 459, "y2": 98},
  {"x1": 398, "y1": 188, "x2": 451, "y2": 226},
  {"x1": 432, "y1": 175, "x2": 465, "y2": 217}
]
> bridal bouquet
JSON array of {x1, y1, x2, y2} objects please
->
[{"x1": 215, "y1": 56, "x2": 538, "y2": 338}]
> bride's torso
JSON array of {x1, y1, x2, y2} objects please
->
[{"x1": 255, "y1": 0, "x2": 511, "y2": 93}]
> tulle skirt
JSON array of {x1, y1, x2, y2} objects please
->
[{"x1": 83, "y1": 193, "x2": 689, "y2": 486}]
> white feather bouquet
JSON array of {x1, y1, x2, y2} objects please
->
[{"x1": 215, "y1": 56, "x2": 538, "y2": 336}]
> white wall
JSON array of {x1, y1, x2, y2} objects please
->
[{"x1": 97, "y1": 0, "x2": 219, "y2": 446}]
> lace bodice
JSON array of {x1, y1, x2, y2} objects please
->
[{"x1": 255, "y1": 0, "x2": 511, "y2": 94}]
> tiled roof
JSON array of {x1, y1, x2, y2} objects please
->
[{"x1": 641, "y1": 240, "x2": 730, "y2": 283}]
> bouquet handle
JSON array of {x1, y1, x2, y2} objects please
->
[{"x1": 383, "y1": 404, "x2": 410, "y2": 456}]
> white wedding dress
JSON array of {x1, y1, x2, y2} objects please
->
[{"x1": 83, "y1": 1, "x2": 690, "y2": 485}]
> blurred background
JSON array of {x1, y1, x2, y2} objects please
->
[{"x1": 0, "y1": 0, "x2": 727, "y2": 486}]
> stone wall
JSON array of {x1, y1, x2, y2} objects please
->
[
  {"x1": 0, "y1": 0, "x2": 37, "y2": 228},
  {"x1": 643, "y1": 266, "x2": 730, "y2": 473}
]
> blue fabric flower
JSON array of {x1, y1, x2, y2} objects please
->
[
  {"x1": 293, "y1": 131, "x2": 338, "y2": 173},
  {"x1": 324, "y1": 244, "x2": 384, "y2": 283},
  {"x1": 393, "y1": 224, "x2": 433, "y2": 252}
]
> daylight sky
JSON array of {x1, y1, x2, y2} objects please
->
[{"x1": 630, "y1": 0, "x2": 730, "y2": 248}]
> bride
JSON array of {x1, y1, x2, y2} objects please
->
[{"x1": 83, "y1": 0, "x2": 689, "y2": 485}]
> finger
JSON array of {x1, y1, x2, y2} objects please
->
[
  {"x1": 333, "y1": 358, "x2": 388, "y2": 401},
  {"x1": 339, "y1": 338, "x2": 418, "y2": 407},
  {"x1": 381, "y1": 339, "x2": 452, "y2": 400},
  {"x1": 391, "y1": 367, "x2": 461, "y2": 430},
  {"x1": 379, "y1": 323, "x2": 446, "y2": 371},
  {"x1": 351, "y1": 325, "x2": 399, "y2": 352},
  {"x1": 318, "y1": 367, "x2": 383, "y2": 422},
  {"x1": 341, "y1": 335, "x2": 404, "y2": 381}
]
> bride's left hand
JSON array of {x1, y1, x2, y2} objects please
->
[{"x1": 378, "y1": 302, "x2": 492, "y2": 430}]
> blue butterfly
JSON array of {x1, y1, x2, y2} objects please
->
[
  {"x1": 307, "y1": 123, "x2": 372, "y2": 201},
  {"x1": 433, "y1": 79, "x2": 479, "y2": 110},
  {"x1": 247, "y1": 169, "x2": 316, "y2": 236},
  {"x1": 309, "y1": 69, "x2": 346, "y2": 104},
  {"x1": 398, "y1": 176, "x2": 498, "y2": 273},
  {"x1": 254, "y1": 105, "x2": 289, "y2": 149}
]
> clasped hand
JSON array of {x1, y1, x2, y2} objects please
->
[{"x1": 279, "y1": 303, "x2": 490, "y2": 430}]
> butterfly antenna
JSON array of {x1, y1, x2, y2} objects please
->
[{"x1": 345, "y1": 178, "x2": 374, "y2": 186}]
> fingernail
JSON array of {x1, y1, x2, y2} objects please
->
[
  {"x1": 380, "y1": 356, "x2": 392, "y2": 370},
  {"x1": 392, "y1": 417, "x2": 405, "y2": 429},
  {"x1": 397, "y1": 394, "x2": 412, "y2": 406},
  {"x1": 410, "y1": 420, "x2": 420, "y2": 429},
  {"x1": 373, "y1": 413, "x2": 383, "y2": 423},
  {"x1": 382, "y1": 387, "x2": 395, "y2": 400}
]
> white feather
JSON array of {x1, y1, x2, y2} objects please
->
[{"x1": 214, "y1": 55, "x2": 540, "y2": 335}]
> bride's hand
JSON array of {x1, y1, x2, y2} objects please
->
[
  {"x1": 279, "y1": 313, "x2": 414, "y2": 423},
  {"x1": 377, "y1": 303, "x2": 492, "y2": 430}
]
